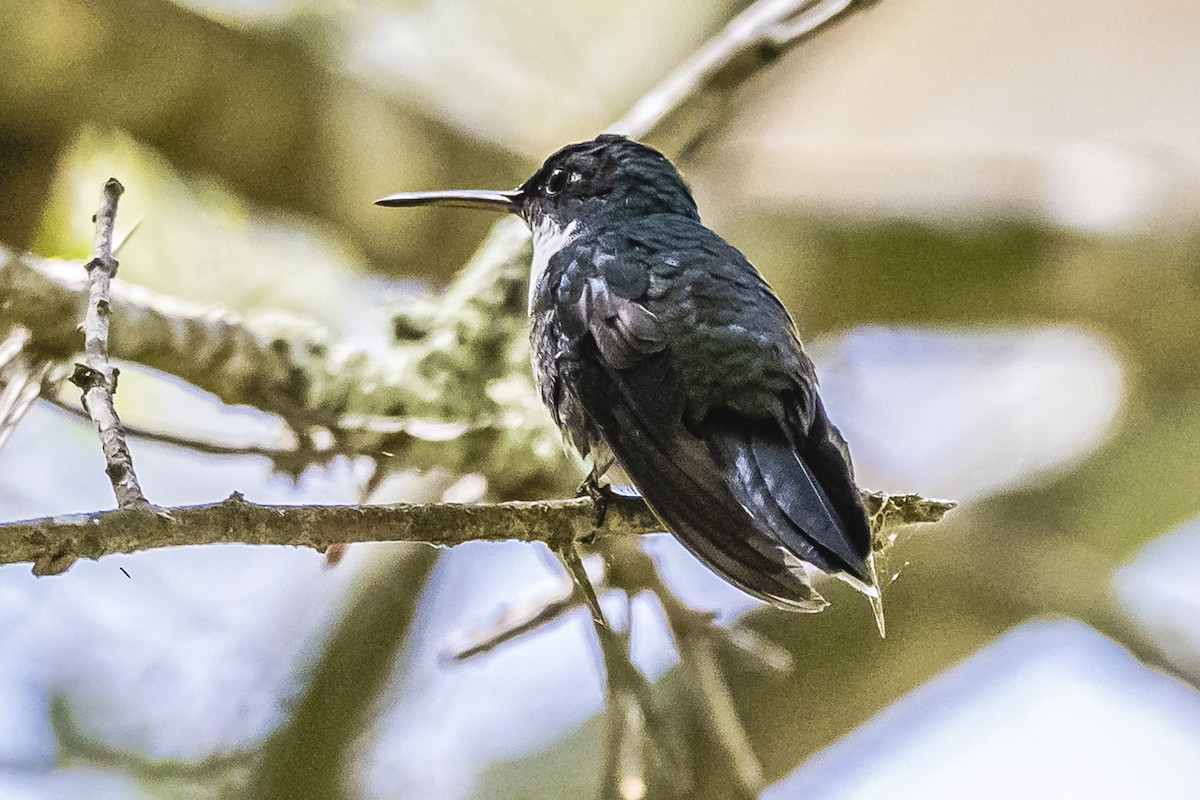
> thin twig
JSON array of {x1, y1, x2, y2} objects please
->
[
  {"x1": 67, "y1": 179, "x2": 150, "y2": 510},
  {"x1": 43, "y1": 392, "x2": 293, "y2": 459},
  {"x1": 650, "y1": 571, "x2": 764, "y2": 797},
  {"x1": 723, "y1": 624, "x2": 795, "y2": 673},
  {"x1": 684, "y1": 636, "x2": 763, "y2": 798},
  {"x1": 599, "y1": 542, "x2": 764, "y2": 797},
  {"x1": 564, "y1": 573, "x2": 690, "y2": 800},
  {"x1": 557, "y1": 541, "x2": 610, "y2": 629},
  {"x1": 556, "y1": 541, "x2": 691, "y2": 800},
  {"x1": 0, "y1": 362, "x2": 49, "y2": 454},
  {"x1": 46, "y1": 387, "x2": 495, "y2": 460},
  {"x1": 0, "y1": 326, "x2": 47, "y2": 454},
  {"x1": 445, "y1": 587, "x2": 577, "y2": 662},
  {"x1": 0, "y1": 326, "x2": 28, "y2": 369}
]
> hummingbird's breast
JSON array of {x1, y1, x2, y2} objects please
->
[
  {"x1": 527, "y1": 217, "x2": 581, "y2": 314},
  {"x1": 526, "y1": 217, "x2": 606, "y2": 461}
]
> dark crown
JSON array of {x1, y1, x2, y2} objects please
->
[{"x1": 520, "y1": 135, "x2": 700, "y2": 223}]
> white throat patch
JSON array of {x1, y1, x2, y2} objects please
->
[{"x1": 528, "y1": 218, "x2": 580, "y2": 313}]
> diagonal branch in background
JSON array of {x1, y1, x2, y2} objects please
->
[
  {"x1": 67, "y1": 178, "x2": 151, "y2": 511},
  {"x1": 611, "y1": 0, "x2": 873, "y2": 148}
]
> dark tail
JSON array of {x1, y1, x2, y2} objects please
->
[{"x1": 576, "y1": 355, "x2": 883, "y2": 632}]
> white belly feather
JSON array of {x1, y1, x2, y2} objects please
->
[{"x1": 528, "y1": 218, "x2": 580, "y2": 313}]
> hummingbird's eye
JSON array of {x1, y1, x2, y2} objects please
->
[{"x1": 547, "y1": 170, "x2": 568, "y2": 196}]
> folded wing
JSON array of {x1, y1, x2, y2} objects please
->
[{"x1": 561, "y1": 261, "x2": 875, "y2": 614}]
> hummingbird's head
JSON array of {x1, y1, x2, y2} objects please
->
[
  {"x1": 375, "y1": 135, "x2": 699, "y2": 231},
  {"x1": 518, "y1": 135, "x2": 700, "y2": 230}
]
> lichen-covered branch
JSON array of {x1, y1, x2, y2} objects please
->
[
  {"x1": 0, "y1": 247, "x2": 401, "y2": 427},
  {"x1": 68, "y1": 178, "x2": 150, "y2": 510},
  {"x1": 0, "y1": 490, "x2": 952, "y2": 574}
]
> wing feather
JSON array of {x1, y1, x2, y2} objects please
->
[{"x1": 581, "y1": 276, "x2": 665, "y2": 369}]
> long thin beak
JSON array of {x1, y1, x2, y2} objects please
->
[{"x1": 374, "y1": 188, "x2": 523, "y2": 213}]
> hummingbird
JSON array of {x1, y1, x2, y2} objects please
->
[{"x1": 377, "y1": 135, "x2": 884, "y2": 636}]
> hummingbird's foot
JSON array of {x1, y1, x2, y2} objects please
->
[{"x1": 576, "y1": 468, "x2": 614, "y2": 539}]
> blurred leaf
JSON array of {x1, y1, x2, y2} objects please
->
[{"x1": 35, "y1": 127, "x2": 391, "y2": 338}]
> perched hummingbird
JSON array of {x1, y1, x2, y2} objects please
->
[{"x1": 378, "y1": 135, "x2": 883, "y2": 635}]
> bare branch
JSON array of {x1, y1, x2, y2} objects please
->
[
  {"x1": 67, "y1": 179, "x2": 150, "y2": 510},
  {"x1": 0, "y1": 491, "x2": 952, "y2": 576},
  {"x1": 0, "y1": 326, "x2": 27, "y2": 369},
  {"x1": 0, "y1": 492, "x2": 643, "y2": 575},
  {"x1": 595, "y1": 542, "x2": 764, "y2": 797},
  {"x1": 722, "y1": 624, "x2": 796, "y2": 673},
  {"x1": 424, "y1": 491, "x2": 957, "y2": 664},
  {"x1": 557, "y1": 538, "x2": 610, "y2": 629},
  {"x1": 685, "y1": 636, "x2": 763, "y2": 797}
]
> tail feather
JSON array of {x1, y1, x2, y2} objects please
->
[
  {"x1": 746, "y1": 430, "x2": 869, "y2": 580},
  {"x1": 620, "y1": 422, "x2": 829, "y2": 611},
  {"x1": 574, "y1": 353, "x2": 881, "y2": 630},
  {"x1": 580, "y1": 370, "x2": 825, "y2": 610},
  {"x1": 865, "y1": 553, "x2": 886, "y2": 638}
]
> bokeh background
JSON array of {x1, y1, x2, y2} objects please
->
[{"x1": 3, "y1": 0, "x2": 1200, "y2": 798}]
